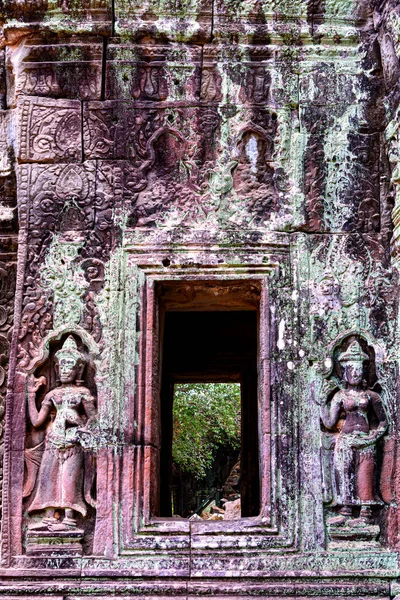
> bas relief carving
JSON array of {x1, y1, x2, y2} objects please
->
[
  {"x1": 23, "y1": 335, "x2": 97, "y2": 553},
  {"x1": 319, "y1": 338, "x2": 388, "y2": 545},
  {"x1": 1, "y1": 0, "x2": 400, "y2": 585}
]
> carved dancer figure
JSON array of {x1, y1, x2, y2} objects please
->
[
  {"x1": 321, "y1": 340, "x2": 388, "y2": 526},
  {"x1": 24, "y1": 336, "x2": 96, "y2": 531}
]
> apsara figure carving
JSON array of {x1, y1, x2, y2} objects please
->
[
  {"x1": 24, "y1": 335, "x2": 97, "y2": 531},
  {"x1": 321, "y1": 340, "x2": 388, "y2": 528}
]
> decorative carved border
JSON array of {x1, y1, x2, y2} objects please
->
[{"x1": 97, "y1": 240, "x2": 299, "y2": 559}]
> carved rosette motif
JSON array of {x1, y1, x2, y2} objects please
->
[{"x1": 19, "y1": 98, "x2": 82, "y2": 163}]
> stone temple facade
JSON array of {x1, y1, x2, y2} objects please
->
[{"x1": 2, "y1": 0, "x2": 400, "y2": 597}]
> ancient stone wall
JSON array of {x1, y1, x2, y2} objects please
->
[{"x1": 1, "y1": 0, "x2": 400, "y2": 597}]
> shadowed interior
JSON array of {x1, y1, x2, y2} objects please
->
[{"x1": 159, "y1": 310, "x2": 259, "y2": 518}]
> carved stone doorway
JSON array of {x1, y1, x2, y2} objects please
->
[{"x1": 158, "y1": 286, "x2": 260, "y2": 519}]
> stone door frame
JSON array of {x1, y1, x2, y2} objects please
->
[{"x1": 92, "y1": 233, "x2": 298, "y2": 562}]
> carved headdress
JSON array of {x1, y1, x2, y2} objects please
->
[
  {"x1": 55, "y1": 335, "x2": 87, "y2": 372},
  {"x1": 338, "y1": 340, "x2": 368, "y2": 365}
]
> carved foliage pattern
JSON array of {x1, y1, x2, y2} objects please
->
[
  {"x1": 106, "y1": 45, "x2": 201, "y2": 102},
  {"x1": 0, "y1": 261, "x2": 16, "y2": 519},
  {"x1": 17, "y1": 162, "x2": 113, "y2": 368},
  {"x1": 309, "y1": 236, "x2": 397, "y2": 357},
  {"x1": 17, "y1": 65, "x2": 101, "y2": 101},
  {"x1": 4, "y1": 0, "x2": 109, "y2": 24},
  {"x1": 19, "y1": 98, "x2": 82, "y2": 163}
]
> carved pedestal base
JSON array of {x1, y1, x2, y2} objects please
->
[
  {"x1": 26, "y1": 528, "x2": 84, "y2": 556},
  {"x1": 327, "y1": 521, "x2": 380, "y2": 550}
]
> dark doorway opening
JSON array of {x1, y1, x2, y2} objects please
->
[{"x1": 159, "y1": 309, "x2": 259, "y2": 519}]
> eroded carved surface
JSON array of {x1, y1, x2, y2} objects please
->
[
  {"x1": 24, "y1": 335, "x2": 97, "y2": 555},
  {"x1": 318, "y1": 338, "x2": 388, "y2": 547},
  {"x1": 1, "y1": 0, "x2": 400, "y2": 596}
]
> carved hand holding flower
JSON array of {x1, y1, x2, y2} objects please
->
[{"x1": 27, "y1": 374, "x2": 46, "y2": 394}]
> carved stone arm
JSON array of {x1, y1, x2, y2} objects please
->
[
  {"x1": 320, "y1": 392, "x2": 342, "y2": 430},
  {"x1": 26, "y1": 375, "x2": 51, "y2": 428},
  {"x1": 370, "y1": 391, "x2": 388, "y2": 435},
  {"x1": 77, "y1": 394, "x2": 98, "y2": 450},
  {"x1": 82, "y1": 394, "x2": 97, "y2": 425},
  {"x1": 353, "y1": 393, "x2": 388, "y2": 447},
  {"x1": 28, "y1": 393, "x2": 51, "y2": 428}
]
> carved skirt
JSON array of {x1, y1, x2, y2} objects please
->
[
  {"x1": 333, "y1": 434, "x2": 375, "y2": 506},
  {"x1": 28, "y1": 441, "x2": 87, "y2": 516}
]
